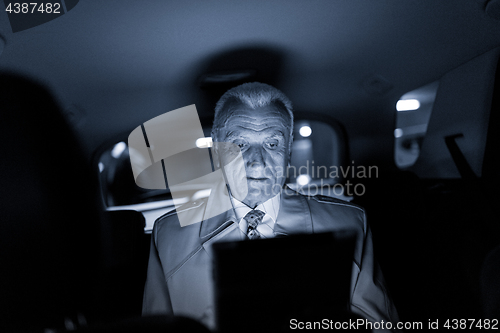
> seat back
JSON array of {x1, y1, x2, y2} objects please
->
[
  {"x1": 96, "y1": 210, "x2": 148, "y2": 321},
  {"x1": 0, "y1": 72, "x2": 100, "y2": 332}
]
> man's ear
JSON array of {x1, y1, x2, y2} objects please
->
[
  {"x1": 211, "y1": 140, "x2": 221, "y2": 169},
  {"x1": 214, "y1": 151, "x2": 220, "y2": 169}
]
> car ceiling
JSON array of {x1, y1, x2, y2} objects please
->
[{"x1": 1, "y1": 0, "x2": 500, "y2": 161}]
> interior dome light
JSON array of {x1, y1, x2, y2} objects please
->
[{"x1": 396, "y1": 99, "x2": 420, "y2": 111}]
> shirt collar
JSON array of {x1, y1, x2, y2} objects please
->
[
  {"x1": 231, "y1": 192, "x2": 281, "y2": 223},
  {"x1": 200, "y1": 179, "x2": 283, "y2": 238}
]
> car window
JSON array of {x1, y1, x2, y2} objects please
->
[
  {"x1": 287, "y1": 119, "x2": 349, "y2": 200},
  {"x1": 394, "y1": 80, "x2": 439, "y2": 168}
]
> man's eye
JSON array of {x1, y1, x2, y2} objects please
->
[
  {"x1": 236, "y1": 142, "x2": 246, "y2": 149},
  {"x1": 266, "y1": 142, "x2": 278, "y2": 149}
]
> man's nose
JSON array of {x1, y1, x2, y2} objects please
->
[{"x1": 245, "y1": 146, "x2": 265, "y2": 169}]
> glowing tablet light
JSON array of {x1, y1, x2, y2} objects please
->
[
  {"x1": 299, "y1": 125, "x2": 312, "y2": 137},
  {"x1": 297, "y1": 174, "x2": 311, "y2": 186},
  {"x1": 396, "y1": 99, "x2": 420, "y2": 111},
  {"x1": 196, "y1": 137, "x2": 213, "y2": 148},
  {"x1": 394, "y1": 128, "x2": 403, "y2": 138}
]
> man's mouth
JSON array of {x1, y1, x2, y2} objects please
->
[{"x1": 247, "y1": 177, "x2": 267, "y2": 181}]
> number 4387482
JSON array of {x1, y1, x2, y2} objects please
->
[
  {"x1": 5, "y1": 3, "x2": 61, "y2": 14},
  {"x1": 444, "y1": 319, "x2": 498, "y2": 330}
]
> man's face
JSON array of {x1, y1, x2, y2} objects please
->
[{"x1": 215, "y1": 102, "x2": 291, "y2": 208}]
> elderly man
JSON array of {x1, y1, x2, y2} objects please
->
[{"x1": 142, "y1": 82, "x2": 398, "y2": 330}]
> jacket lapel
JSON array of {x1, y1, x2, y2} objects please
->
[
  {"x1": 199, "y1": 209, "x2": 243, "y2": 259},
  {"x1": 199, "y1": 178, "x2": 238, "y2": 240},
  {"x1": 199, "y1": 208, "x2": 237, "y2": 239}
]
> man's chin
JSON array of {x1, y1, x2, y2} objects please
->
[
  {"x1": 243, "y1": 195, "x2": 268, "y2": 208},
  {"x1": 245, "y1": 187, "x2": 278, "y2": 203},
  {"x1": 247, "y1": 183, "x2": 270, "y2": 194}
]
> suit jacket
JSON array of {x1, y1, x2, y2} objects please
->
[{"x1": 142, "y1": 186, "x2": 398, "y2": 330}]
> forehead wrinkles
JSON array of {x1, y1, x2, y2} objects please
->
[
  {"x1": 223, "y1": 103, "x2": 289, "y2": 124},
  {"x1": 223, "y1": 114, "x2": 288, "y2": 132}
]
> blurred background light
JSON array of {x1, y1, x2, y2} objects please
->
[
  {"x1": 297, "y1": 174, "x2": 311, "y2": 186},
  {"x1": 394, "y1": 128, "x2": 403, "y2": 138},
  {"x1": 196, "y1": 137, "x2": 212, "y2": 148},
  {"x1": 192, "y1": 189, "x2": 212, "y2": 200},
  {"x1": 299, "y1": 125, "x2": 312, "y2": 137},
  {"x1": 111, "y1": 142, "x2": 126, "y2": 158},
  {"x1": 396, "y1": 99, "x2": 420, "y2": 111}
]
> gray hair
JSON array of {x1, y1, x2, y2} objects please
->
[{"x1": 211, "y1": 82, "x2": 294, "y2": 142}]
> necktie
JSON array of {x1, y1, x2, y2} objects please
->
[{"x1": 244, "y1": 209, "x2": 265, "y2": 240}]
